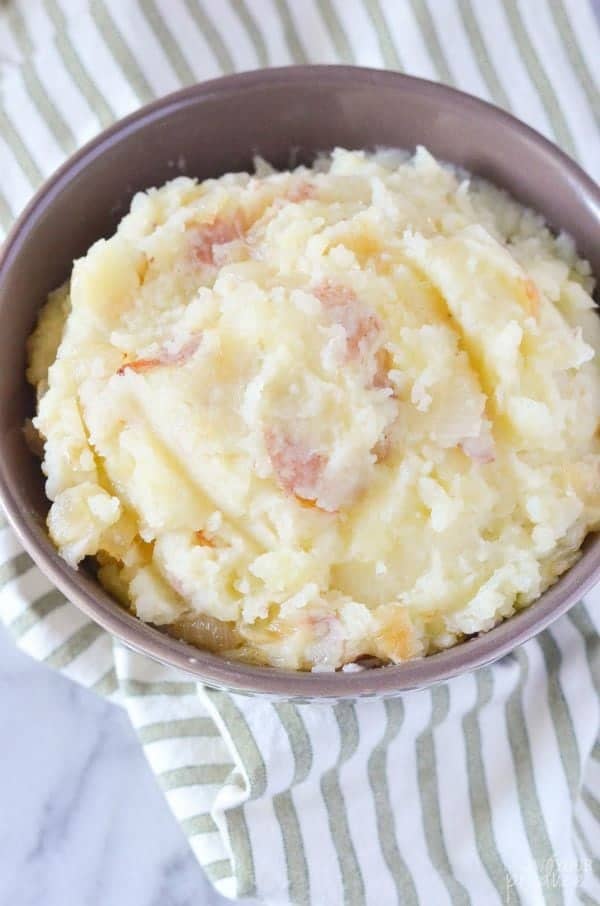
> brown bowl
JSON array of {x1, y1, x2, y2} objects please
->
[{"x1": 0, "y1": 66, "x2": 599, "y2": 698}]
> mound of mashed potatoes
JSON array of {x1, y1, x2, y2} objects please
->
[{"x1": 27, "y1": 148, "x2": 600, "y2": 670}]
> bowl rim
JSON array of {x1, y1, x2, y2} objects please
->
[{"x1": 1, "y1": 64, "x2": 599, "y2": 698}]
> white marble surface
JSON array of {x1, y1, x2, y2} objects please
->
[{"x1": 0, "y1": 623, "x2": 231, "y2": 906}]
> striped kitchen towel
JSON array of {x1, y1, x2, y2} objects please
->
[{"x1": 1, "y1": 1, "x2": 600, "y2": 903}]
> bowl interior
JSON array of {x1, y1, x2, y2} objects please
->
[{"x1": 1, "y1": 67, "x2": 599, "y2": 697}]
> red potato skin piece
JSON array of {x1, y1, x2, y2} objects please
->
[
  {"x1": 314, "y1": 284, "x2": 395, "y2": 462},
  {"x1": 265, "y1": 429, "x2": 334, "y2": 511},
  {"x1": 117, "y1": 334, "x2": 202, "y2": 376},
  {"x1": 189, "y1": 215, "x2": 244, "y2": 266},
  {"x1": 313, "y1": 280, "x2": 382, "y2": 360},
  {"x1": 287, "y1": 182, "x2": 317, "y2": 203},
  {"x1": 117, "y1": 357, "x2": 161, "y2": 376}
]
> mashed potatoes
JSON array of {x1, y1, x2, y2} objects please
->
[{"x1": 27, "y1": 148, "x2": 600, "y2": 670}]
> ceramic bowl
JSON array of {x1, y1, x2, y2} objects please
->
[{"x1": 1, "y1": 66, "x2": 598, "y2": 697}]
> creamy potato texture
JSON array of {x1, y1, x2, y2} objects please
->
[{"x1": 27, "y1": 148, "x2": 600, "y2": 670}]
